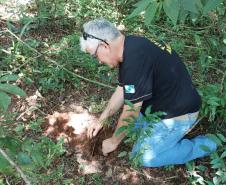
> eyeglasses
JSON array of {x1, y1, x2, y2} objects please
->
[
  {"x1": 92, "y1": 43, "x2": 100, "y2": 59},
  {"x1": 82, "y1": 31, "x2": 109, "y2": 45}
]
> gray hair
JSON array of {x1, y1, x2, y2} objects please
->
[{"x1": 80, "y1": 18, "x2": 121, "y2": 52}]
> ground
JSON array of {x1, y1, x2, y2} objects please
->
[
  {"x1": 8, "y1": 82, "x2": 196, "y2": 185},
  {"x1": 0, "y1": 1, "x2": 220, "y2": 184}
]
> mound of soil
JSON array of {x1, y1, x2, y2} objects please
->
[{"x1": 43, "y1": 110, "x2": 115, "y2": 174}]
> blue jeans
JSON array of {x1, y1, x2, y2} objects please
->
[{"x1": 131, "y1": 112, "x2": 217, "y2": 167}]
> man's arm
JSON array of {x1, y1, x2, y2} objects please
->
[
  {"x1": 87, "y1": 86, "x2": 124, "y2": 138},
  {"x1": 99, "y1": 85, "x2": 124, "y2": 122},
  {"x1": 102, "y1": 101, "x2": 142, "y2": 156}
]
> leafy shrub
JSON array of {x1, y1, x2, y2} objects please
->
[
  {"x1": 186, "y1": 134, "x2": 226, "y2": 185},
  {"x1": 0, "y1": 74, "x2": 26, "y2": 112},
  {"x1": 127, "y1": 0, "x2": 225, "y2": 25},
  {"x1": 198, "y1": 83, "x2": 226, "y2": 122},
  {"x1": 115, "y1": 100, "x2": 165, "y2": 167}
]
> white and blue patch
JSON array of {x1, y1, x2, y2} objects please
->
[{"x1": 125, "y1": 85, "x2": 135, "y2": 94}]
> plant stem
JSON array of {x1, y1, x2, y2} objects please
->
[{"x1": 0, "y1": 148, "x2": 32, "y2": 185}]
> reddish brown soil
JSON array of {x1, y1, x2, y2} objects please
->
[
  {"x1": 3, "y1": 82, "x2": 191, "y2": 184},
  {"x1": 43, "y1": 111, "x2": 114, "y2": 161},
  {"x1": 41, "y1": 111, "x2": 189, "y2": 184}
]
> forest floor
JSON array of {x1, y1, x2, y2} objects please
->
[
  {"x1": 11, "y1": 81, "x2": 192, "y2": 185},
  {"x1": 0, "y1": 1, "x2": 217, "y2": 184}
]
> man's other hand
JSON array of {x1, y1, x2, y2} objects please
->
[
  {"x1": 87, "y1": 122, "x2": 103, "y2": 138},
  {"x1": 102, "y1": 137, "x2": 119, "y2": 156}
]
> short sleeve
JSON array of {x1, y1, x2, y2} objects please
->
[
  {"x1": 122, "y1": 67, "x2": 153, "y2": 103},
  {"x1": 120, "y1": 35, "x2": 155, "y2": 103}
]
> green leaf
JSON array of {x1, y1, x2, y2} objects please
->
[
  {"x1": 124, "y1": 99, "x2": 134, "y2": 108},
  {"x1": 196, "y1": 165, "x2": 207, "y2": 171},
  {"x1": 207, "y1": 100, "x2": 219, "y2": 106},
  {"x1": 163, "y1": 0, "x2": 179, "y2": 25},
  {"x1": 0, "y1": 74, "x2": 18, "y2": 82},
  {"x1": 190, "y1": 12, "x2": 199, "y2": 23},
  {"x1": 0, "y1": 127, "x2": 4, "y2": 137},
  {"x1": 0, "y1": 155, "x2": 10, "y2": 171},
  {"x1": 182, "y1": 0, "x2": 200, "y2": 13},
  {"x1": 222, "y1": 46, "x2": 226, "y2": 55},
  {"x1": 22, "y1": 139, "x2": 34, "y2": 153},
  {"x1": 144, "y1": 106, "x2": 152, "y2": 116},
  {"x1": 185, "y1": 161, "x2": 194, "y2": 171},
  {"x1": 207, "y1": 134, "x2": 223, "y2": 146},
  {"x1": 200, "y1": 145, "x2": 211, "y2": 152},
  {"x1": 195, "y1": 35, "x2": 202, "y2": 46},
  {"x1": 18, "y1": 152, "x2": 32, "y2": 165},
  {"x1": 220, "y1": 151, "x2": 226, "y2": 158},
  {"x1": 207, "y1": 181, "x2": 215, "y2": 185},
  {"x1": 213, "y1": 176, "x2": 220, "y2": 185},
  {"x1": 126, "y1": 108, "x2": 136, "y2": 112},
  {"x1": 144, "y1": 2, "x2": 159, "y2": 25},
  {"x1": 127, "y1": 0, "x2": 151, "y2": 19},
  {"x1": 216, "y1": 134, "x2": 226, "y2": 142},
  {"x1": 216, "y1": 170, "x2": 225, "y2": 178},
  {"x1": 212, "y1": 162, "x2": 223, "y2": 169},
  {"x1": 19, "y1": 19, "x2": 33, "y2": 38},
  {"x1": 134, "y1": 0, "x2": 151, "y2": 7},
  {"x1": 0, "y1": 178, "x2": 5, "y2": 184},
  {"x1": 0, "y1": 137, "x2": 21, "y2": 155},
  {"x1": 203, "y1": 0, "x2": 223, "y2": 15},
  {"x1": 117, "y1": 151, "x2": 127, "y2": 158},
  {"x1": 223, "y1": 37, "x2": 226, "y2": 44},
  {"x1": 210, "y1": 158, "x2": 221, "y2": 165},
  {"x1": 15, "y1": 124, "x2": 24, "y2": 133},
  {"x1": 115, "y1": 126, "x2": 128, "y2": 136},
  {"x1": 178, "y1": 7, "x2": 188, "y2": 24},
  {"x1": 122, "y1": 117, "x2": 134, "y2": 124},
  {"x1": 0, "y1": 91, "x2": 11, "y2": 112},
  {"x1": 31, "y1": 150, "x2": 45, "y2": 168},
  {"x1": 0, "y1": 84, "x2": 26, "y2": 97}
]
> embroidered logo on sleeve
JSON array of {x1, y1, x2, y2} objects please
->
[{"x1": 125, "y1": 85, "x2": 135, "y2": 94}]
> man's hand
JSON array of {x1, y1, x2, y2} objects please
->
[
  {"x1": 102, "y1": 137, "x2": 119, "y2": 156},
  {"x1": 87, "y1": 122, "x2": 103, "y2": 139}
]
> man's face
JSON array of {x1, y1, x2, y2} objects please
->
[{"x1": 86, "y1": 43, "x2": 119, "y2": 68}]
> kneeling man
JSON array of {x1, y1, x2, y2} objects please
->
[{"x1": 79, "y1": 18, "x2": 216, "y2": 167}]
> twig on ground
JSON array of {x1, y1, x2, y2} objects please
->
[
  {"x1": 132, "y1": 168, "x2": 162, "y2": 182},
  {"x1": 4, "y1": 28, "x2": 114, "y2": 89},
  {"x1": 149, "y1": 25, "x2": 184, "y2": 36},
  {"x1": 16, "y1": 105, "x2": 38, "y2": 120},
  {"x1": 141, "y1": 169, "x2": 154, "y2": 180},
  {"x1": 179, "y1": 25, "x2": 214, "y2": 30},
  {"x1": 4, "y1": 175, "x2": 11, "y2": 185},
  {"x1": 164, "y1": 175, "x2": 179, "y2": 181},
  {"x1": 45, "y1": 56, "x2": 114, "y2": 89},
  {"x1": 0, "y1": 148, "x2": 32, "y2": 185},
  {"x1": 141, "y1": 168, "x2": 178, "y2": 182},
  {"x1": 36, "y1": 108, "x2": 48, "y2": 116},
  {"x1": 184, "y1": 45, "x2": 206, "y2": 50},
  {"x1": 12, "y1": 54, "x2": 43, "y2": 73}
]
